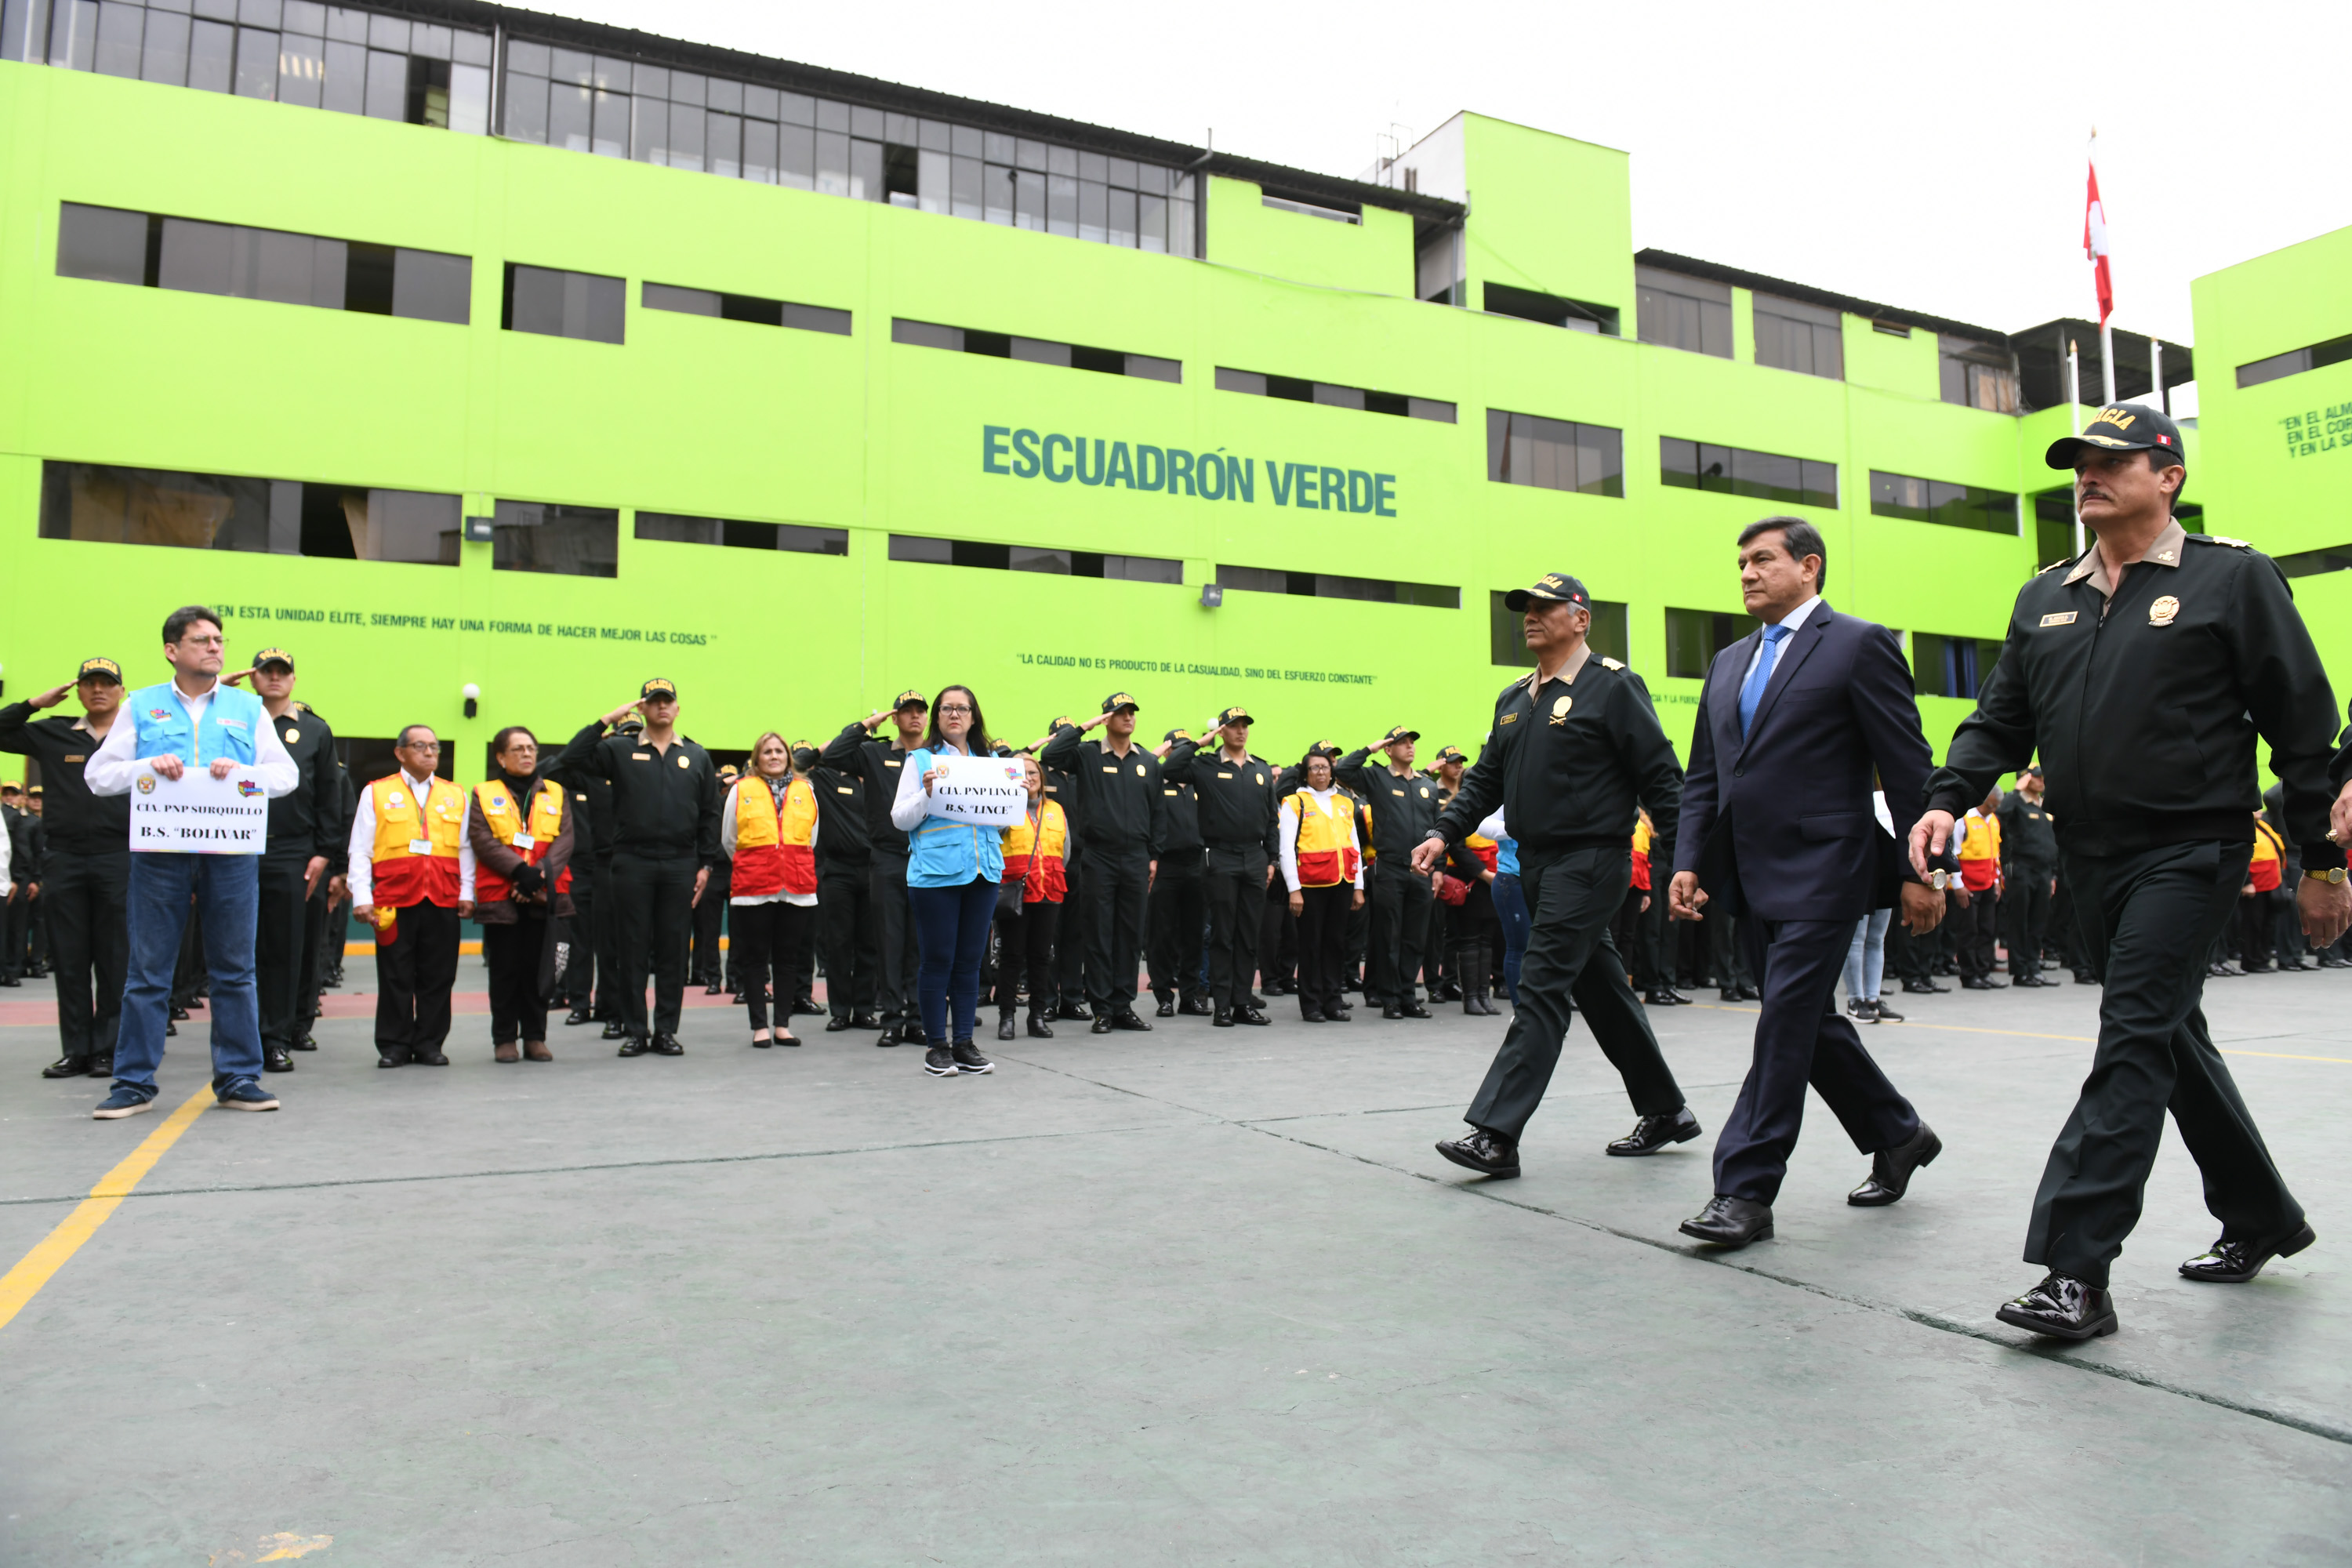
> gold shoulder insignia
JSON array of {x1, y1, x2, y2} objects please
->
[
  {"x1": 293, "y1": 701, "x2": 310, "y2": 712},
  {"x1": 1600, "y1": 656, "x2": 1626, "y2": 670},
  {"x1": 2190, "y1": 533, "x2": 2252, "y2": 549}
]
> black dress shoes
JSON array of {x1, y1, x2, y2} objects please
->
[
  {"x1": 1213, "y1": 1008, "x2": 1235, "y2": 1028},
  {"x1": 875, "y1": 1024, "x2": 901, "y2": 1047},
  {"x1": 1110, "y1": 1011, "x2": 1151, "y2": 1032},
  {"x1": 1435, "y1": 1127, "x2": 1520, "y2": 1178},
  {"x1": 1058, "y1": 1000, "x2": 1093, "y2": 1022},
  {"x1": 292, "y1": 1035, "x2": 318, "y2": 1051},
  {"x1": 651, "y1": 1033, "x2": 683, "y2": 1056},
  {"x1": 2179, "y1": 1221, "x2": 2316, "y2": 1283},
  {"x1": 415, "y1": 1051, "x2": 449, "y2": 1066},
  {"x1": 1400, "y1": 1000, "x2": 1431, "y2": 1018},
  {"x1": 1606, "y1": 1107, "x2": 1702, "y2": 1156},
  {"x1": 377, "y1": 1054, "x2": 404, "y2": 1069},
  {"x1": 997, "y1": 1014, "x2": 1017, "y2": 1042},
  {"x1": 826, "y1": 1015, "x2": 854, "y2": 1033},
  {"x1": 1156, "y1": 996, "x2": 1177, "y2": 1018},
  {"x1": 263, "y1": 1046, "x2": 295, "y2": 1073},
  {"x1": 169, "y1": 1004, "x2": 189, "y2": 1019},
  {"x1": 1900, "y1": 978, "x2": 1937, "y2": 995},
  {"x1": 1960, "y1": 975, "x2": 2005, "y2": 991},
  {"x1": 617, "y1": 1035, "x2": 651, "y2": 1058},
  {"x1": 601, "y1": 1020, "x2": 628, "y2": 1040},
  {"x1": 1026, "y1": 1014, "x2": 1054, "y2": 1038},
  {"x1": 1679, "y1": 1196, "x2": 1773, "y2": 1248},
  {"x1": 1995, "y1": 1274, "x2": 2117, "y2": 1340},
  {"x1": 1236, "y1": 1007, "x2": 1269, "y2": 1026},
  {"x1": 564, "y1": 1007, "x2": 594, "y2": 1027},
  {"x1": 1179, "y1": 996, "x2": 1214, "y2": 1017},
  {"x1": 1848, "y1": 1123, "x2": 1941, "y2": 1206},
  {"x1": 87, "y1": 1054, "x2": 113, "y2": 1077},
  {"x1": 42, "y1": 1054, "x2": 93, "y2": 1079},
  {"x1": 1091, "y1": 1014, "x2": 1115, "y2": 1035},
  {"x1": 1299, "y1": 1006, "x2": 1327, "y2": 1023},
  {"x1": 850, "y1": 1013, "x2": 883, "y2": 1029}
]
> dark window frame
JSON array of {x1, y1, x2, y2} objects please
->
[
  {"x1": 890, "y1": 535, "x2": 1182, "y2": 583},
  {"x1": 1663, "y1": 607, "x2": 1761, "y2": 681},
  {"x1": 1486, "y1": 409, "x2": 1624, "y2": 498},
  {"x1": 501, "y1": 262, "x2": 626, "y2": 344},
  {"x1": 895, "y1": 318, "x2": 1178, "y2": 382},
  {"x1": 490, "y1": 499, "x2": 620, "y2": 577},
  {"x1": 1215, "y1": 367, "x2": 1454, "y2": 423},
  {"x1": 1218, "y1": 564, "x2": 1458, "y2": 608},
  {"x1": 1868, "y1": 470, "x2": 2018, "y2": 535},
  {"x1": 1660, "y1": 437, "x2": 1838, "y2": 510},
  {"x1": 1491, "y1": 593, "x2": 1627, "y2": 666},
  {"x1": 38, "y1": 459, "x2": 460, "y2": 564},
  {"x1": 55, "y1": 201, "x2": 470, "y2": 323},
  {"x1": 642, "y1": 281, "x2": 851, "y2": 336},
  {"x1": 634, "y1": 511, "x2": 849, "y2": 556}
]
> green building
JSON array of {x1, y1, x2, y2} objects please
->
[{"x1": 3, "y1": 0, "x2": 2314, "y2": 792}]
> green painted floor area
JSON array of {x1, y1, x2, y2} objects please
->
[{"x1": 4, "y1": 966, "x2": 2350, "y2": 1563}]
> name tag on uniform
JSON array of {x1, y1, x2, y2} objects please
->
[
  {"x1": 2040, "y1": 612, "x2": 2078, "y2": 627},
  {"x1": 1102, "y1": 764, "x2": 1119, "y2": 772},
  {"x1": 1499, "y1": 713, "x2": 1519, "y2": 725},
  {"x1": 836, "y1": 786, "x2": 854, "y2": 794},
  {"x1": 575, "y1": 793, "x2": 588, "y2": 801},
  {"x1": 1217, "y1": 771, "x2": 1233, "y2": 779},
  {"x1": 1163, "y1": 788, "x2": 1178, "y2": 796},
  {"x1": 408, "y1": 838, "x2": 432, "y2": 855},
  {"x1": 64, "y1": 753, "x2": 85, "y2": 764},
  {"x1": 632, "y1": 751, "x2": 652, "y2": 760},
  {"x1": 1391, "y1": 788, "x2": 1404, "y2": 797},
  {"x1": 882, "y1": 759, "x2": 902, "y2": 768},
  {"x1": 511, "y1": 833, "x2": 536, "y2": 849}
]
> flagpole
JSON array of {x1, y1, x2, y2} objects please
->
[
  {"x1": 2151, "y1": 339, "x2": 2165, "y2": 413},
  {"x1": 2069, "y1": 338, "x2": 2086, "y2": 557},
  {"x1": 2100, "y1": 320, "x2": 2117, "y2": 405}
]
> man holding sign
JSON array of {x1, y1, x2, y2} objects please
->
[{"x1": 82, "y1": 606, "x2": 299, "y2": 1119}]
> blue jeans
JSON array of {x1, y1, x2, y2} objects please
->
[
  {"x1": 1493, "y1": 873, "x2": 1531, "y2": 1005},
  {"x1": 1842, "y1": 908, "x2": 1893, "y2": 1002},
  {"x1": 909, "y1": 876, "x2": 998, "y2": 1045},
  {"x1": 117, "y1": 851, "x2": 263, "y2": 1100}
]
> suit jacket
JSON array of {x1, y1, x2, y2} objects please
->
[{"x1": 1672, "y1": 601, "x2": 1933, "y2": 923}]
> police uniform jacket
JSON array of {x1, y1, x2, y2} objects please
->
[
  {"x1": 2, "y1": 803, "x2": 36, "y2": 882},
  {"x1": 1040, "y1": 727, "x2": 1167, "y2": 855},
  {"x1": 551, "y1": 723, "x2": 722, "y2": 863},
  {"x1": 819, "y1": 724, "x2": 916, "y2": 857},
  {"x1": 0, "y1": 702, "x2": 130, "y2": 856},
  {"x1": 1336, "y1": 749, "x2": 1445, "y2": 871},
  {"x1": 261, "y1": 702, "x2": 349, "y2": 862},
  {"x1": 1996, "y1": 790, "x2": 2058, "y2": 877},
  {"x1": 1161, "y1": 742, "x2": 1279, "y2": 858},
  {"x1": 1926, "y1": 521, "x2": 2346, "y2": 871},
  {"x1": 1434, "y1": 647, "x2": 1682, "y2": 863},
  {"x1": 810, "y1": 761, "x2": 871, "y2": 869},
  {"x1": 1160, "y1": 775, "x2": 1203, "y2": 858}
]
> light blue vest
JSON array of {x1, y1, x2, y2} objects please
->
[
  {"x1": 905, "y1": 746, "x2": 1005, "y2": 889},
  {"x1": 127, "y1": 680, "x2": 263, "y2": 767}
]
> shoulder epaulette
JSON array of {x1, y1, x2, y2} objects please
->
[
  {"x1": 292, "y1": 701, "x2": 310, "y2": 713},
  {"x1": 2187, "y1": 533, "x2": 2252, "y2": 550},
  {"x1": 2036, "y1": 557, "x2": 2073, "y2": 575},
  {"x1": 1600, "y1": 656, "x2": 1626, "y2": 670}
]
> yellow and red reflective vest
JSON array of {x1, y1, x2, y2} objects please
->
[
  {"x1": 733, "y1": 775, "x2": 818, "y2": 898},
  {"x1": 368, "y1": 772, "x2": 465, "y2": 907},
  {"x1": 1957, "y1": 811, "x2": 2002, "y2": 892},
  {"x1": 2251, "y1": 816, "x2": 2285, "y2": 893},
  {"x1": 472, "y1": 778, "x2": 571, "y2": 902},
  {"x1": 1286, "y1": 789, "x2": 1362, "y2": 888},
  {"x1": 1001, "y1": 799, "x2": 1069, "y2": 903},
  {"x1": 1630, "y1": 816, "x2": 1653, "y2": 892}
]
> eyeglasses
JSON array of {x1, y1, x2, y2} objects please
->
[
  {"x1": 176, "y1": 635, "x2": 226, "y2": 648},
  {"x1": 403, "y1": 741, "x2": 442, "y2": 753},
  {"x1": 938, "y1": 703, "x2": 973, "y2": 714}
]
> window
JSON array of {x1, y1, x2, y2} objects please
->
[
  {"x1": 3, "y1": 2, "x2": 490, "y2": 130},
  {"x1": 1261, "y1": 191, "x2": 1359, "y2": 224},
  {"x1": 635, "y1": 513, "x2": 848, "y2": 555},
  {"x1": 893, "y1": 318, "x2": 1177, "y2": 381},
  {"x1": 498, "y1": 44, "x2": 1197, "y2": 257},
  {"x1": 56, "y1": 203, "x2": 470, "y2": 323},
  {"x1": 644, "y1": 283, "x2": 850, "y2": 336},
  {"x1": 1218, "y1": 564, "x2": 1458, "y2": 608},
  {"x1": 503, "y1": 263, "x2": 624, "y2": 343},
  {"x1": 2031, "y1": 489, "x2": 2079, "y2": 568},
  {"x1": 1939, "y1": 335, "x2": 2020, "y2": 412},
  {"x1": 1215, "y1": 368, "x2": 1454, "y2": 423},
  {"x1": 1870, "y1": 471, "x2": 2017, "y2": 535},
  {"x1": 1664, "y1": 608, "x2": 1760, "y2": 680},
  {"x1": 1490, "y1": 593, "x2": 1627, "y2": 666},
  {"x1": 2278, "y1": 543, "x2": 2352, "y2": 579},
  {"x1": 1911, "y1": 632, "x2": 2004, "y2": 700},
  {"x1": 889, "y1": 535, "x2": 1181, "y2": 582},
  {"x1": 1483, "y1": 281, "x2": 1618, "y2": 336},
  {"x1": 1486, "y1": 410, "x2": 1624, "y2": 497},
  {"x1": 1753, "y1": 294, "x2": 1843, "y2": 379},
  {"x1": 38, "y1": 460, "x2": 458, "y2": 563},
  {"x1": 1661, "y1": 438, "x2": 1838, "y2": 510},
  {"x1": 2237, "y1": 334, "x2": 2352, "y2": 390},
  {"x1": 492, "y1": 499, "x2": 618, "y2": 577},
  {"x1": 1635, "y1": 265, "x2": 1733, "y2": 358}
]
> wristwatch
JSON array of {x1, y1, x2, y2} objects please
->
[{"x1": 2305, "y1": 867, "x2": 2347, "y2": 885}]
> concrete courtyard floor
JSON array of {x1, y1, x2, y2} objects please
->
[{"x1": 4, "y1": 960, "x2": 2350, "y2": 1565}]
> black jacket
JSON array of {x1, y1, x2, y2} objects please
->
[
  {"x1": 1995, "y1": 789, "x2": 2058, "y2": 875},
  {"x1": 1159, "y1": 776, "x2": 1203, "y2": 856},
  {"x1": 4, "y1": 805, "x2": 38, "y2": 880},
  {"x1": 1928, "y1": 528, "x2": 2345, "y2": 869},
  {"x1": 1161, "y1": 742, "x2": 1279, "y2": 857},
  {"x1": 809, "y1": 761, "x2": 871, "y2": 868},
  {"x1": 819, "y1": 724, "x2": 916, "y2": 856},
  {"x1": 0, "y1": 703, "x2": 129, "y2": 856},
  {"x1": 550, "y1": 723, "x2": 722, "y2": 863},
  {"x1": 1040, "y1": 728, "x2": 1167, "y2": 854},
  {"x1": 1336, "y1": 749, "x2": 1446, "y2": 868},
  {"x1": 262, "y1": 702, "x2": 349, "y2": 861}
]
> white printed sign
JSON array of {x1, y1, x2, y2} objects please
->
[
  {"x1": 129, "y1": 766, "x2": 268, "y2": 855},
  {"x1": 924, "y1": 753, "x2": 1027, "y2": 828}
]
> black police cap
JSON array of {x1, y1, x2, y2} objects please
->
[
  {"x1": 1503, "y1": 573, "x2": 1592, "y2": 612},
  {"x1": 2045, "y1": 402, "x2": 2186, "y2": 469}
]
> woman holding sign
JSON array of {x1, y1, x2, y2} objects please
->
[
  {"x1": 888, "y1": 685, "x2": 1007, "y2": 1078},
  {"x1": 720, "y1": 733, "x2": 819, "y2": 1051}
]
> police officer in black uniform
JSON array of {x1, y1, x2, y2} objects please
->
[
  {"x1": 0, "y1": 783, "x2": 34, "y2": 985},
  {"x1": 1914, "y1": 402, "x2": 2350, "y2": 1340},
  {"x1": 1043, "y1": 692, "x2": 1168, "y2": 1033},
  {"x1": 695, "y1": 764, "x2": 737, "y2": 993},
  {"x1": 1338, "y1": 726, "x2": 1444, "y2": 1018},
  {"x1": 1, "y1": 658, "x2": 131, "y2": 1075},
  {"x1": 1163, "y1": 706, "x2": 1281, "y2": 1026},
  {"x1": 557, "y1": 756, "x2": 601, "y2": 1027},
  {"x1": 1996, "y1": 764, "x2": 2060, "y2": 985},
  {"x1": 806, "y1": 739, "x2": 881, "y2": 1031},
  {"x1": 227, "y1": 648, "x2": 347, "y2": 1073},
  {"x1": 1146, "y1": 728, "x2": 1210, "y2": 1017},
  {"x1": 821, "y1": 689, "x2": 927, "y2": 1044},
  {"x1": 1025, "y1": 713, "x2": 1091, "y2": 1020},
  {"x1": 550, "y1": 679, "x2": 722, "y2": 1057},
  {"x1": 1412, "y1": 575, "x2": 1700, "y2": 1177}
]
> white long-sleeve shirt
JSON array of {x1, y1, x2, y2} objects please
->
[
  {"x1": 888, "y1": 743, "x2": 971, "y2": 832},
  {"x1": 0, "y1": 809, "x2": 11, "y2": 898},
  {"x1": 719, "y1": 775, "x2": 820, "y2": 907},
  {"x1": 346, "y1": 770, "x2": 476, "y2": 906},
  {"x1": 84, "y1": 680, "x2": 299, "y2": 799},
  {"x1": 1279, "y1": 787, "x2": 1364, "y2": 892}
]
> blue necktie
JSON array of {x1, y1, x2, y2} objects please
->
[{"x1": 1738, "y1": 625, "x2": 1792, "y2": 738}]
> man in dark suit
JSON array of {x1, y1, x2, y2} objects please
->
[{"x1": 1669, "y1": 517, "x2": 1947, "y2": 1248}]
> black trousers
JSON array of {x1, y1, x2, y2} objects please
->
[
  {"x1": 1708, "y1": 912, "x2": 1752, "y2": 993},
  {"x1": 692, "y1": 864, "x2": 731, "y2": 982},
  {"x1": 592, "y1": 855, "x2": 622, "y2": 1015},
  {"x1": 610, "y1": 851, "x2": 698, "y2": 1039},
  {"x1": 869, "y1": 851, "x2": 917, "y2": 1027},
  {"x1": 1201, "y1": 845, "x2": 1269, "y2": 1011},
  {"x1": 481, "y1": 917, "x2": 554, "y2": 1044},
  {"x1": 995, "y1": 897, "x2": 1059, "y2": 1013},
  {"x1": 1712, "y1": 913, "x2": 1922, "y2": 1205},
  {"x1": 256, "y1": 853, "x2": 316, "y2": 1051},
  {"x1": 1294, "y1": 883, "x2": 1352, "y2": 1015},
  {"x1": 2003, "y1": 868, "x2": 2053, "y2": 978},
  {"x1": 2, "y1": 881, "x2": 30, "y2": 979},
  {"x1": 1465, "y1": 848, "x2": 1684, "y2": 1139},
  {"x1": 1083, "y1": 844, "x2": 1152, "y2": 1014},
  {"x1": 1148, "y1": 851, "x2": 1208, "y2": 1003},
  {"x1": 2027, "y1": 841, "x2": 2299, "y2": 1287},
  {"x1": 1957, "y1": 887, "x2": 2001, "y2": 978},
  {"x1": 42, "y1": 850, "x2": 128, "y2": 1061},
  {"x1": 1366, "y1": 868, "x2": 1435, "y2": 1005},
  {"x1": 1259, "y1": 875, "x2": 1297, "y2": 989},
  {"x1": 560, "y1": 857, "x2": 597, "y2": 1006},
  {"x1": 376, "y1": 900, "x2": 460, "y2": 1060},
  {"x1": 818, "y1": 860, "x2": 878, "y2": 1019},
  {"x1": 296, "y1": 874, "x2": 328, "y2": 1036},
  {"x1": 1056, "y1": 856, "x2": 1090, "y2": 1007},
  {"x1": 730, "y1": 899, "x2": 811, "y2": 1033},
  {"x1": 1611, "y1": 884, "x2": 1665, "y2": 992}
]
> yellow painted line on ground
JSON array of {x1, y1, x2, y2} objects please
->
[
  {"x1": 1693, "y1": 1000, "x2": 2350, "y2": 1062},
  {"x1": 0, "y1": 1085, "x2": 213, "y2": 1333}
]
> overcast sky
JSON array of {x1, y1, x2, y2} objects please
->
[{"x1": 544, "y1": 0, "x2": 2349, "y2": 413}]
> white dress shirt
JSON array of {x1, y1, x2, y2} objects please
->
[
  {"x1": 84, "y1": 679, "x2": 299, "y2": 799},
  {"x1": 346, "y1": 770, "x2": 476, "y2": 906},
  {"x1": 719, "y1": 775, "x2": 821, "y2": 907},
  {"x1": 1739, "y1": 593, "x2": 1824, "y2": 690},
  {"x1": 1279, "y1": 787, "x2": 1365, "y2": 891}
]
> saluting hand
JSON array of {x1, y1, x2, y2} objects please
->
[
  {"x1": 863, "y1": 708, "x2": 892, "y2": 731},
  {"x1": 1667, "y1": 871, "x2": 1708, "y2": 922},
  {"x1": 29, "y1": 684, "x2": 71, "y2": 710},
  {"x1": 600, "y1": 698, "x2": 643, "y2": 728}
]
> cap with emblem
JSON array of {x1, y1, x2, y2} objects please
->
[
  {"x1": 1435, "y1": 745, "x2": 1468, "y2": 766},
  {"x1": 76, "y1": 656, "x2": 122, "y2": 685},
  {"x1": 1162, "y1": 728, "x2": 1192, "y2": 745},
  {"x1": 1214, "y1": 705, "x2": 1253, "y2": 728},
  {"x1": 2045, "y1": 401, "x2": 2186, "y2": 469},
  {"x1": 615, "y1": 714, "x2": 645, "y2": 735},
  {"x1": 1051, "y1": 714, "x2": 1073, "y2": 732},
  {"x1": 1102, "y1": 691, "x2": 1139, "y2": 714},
  {"x1": 1502, "y1": 573, "x2": 1592, "y2": 612},
  {"x1": 1379, "y1": 724, "x2": 1421, "y2": 746},
  {"x1": 893, "y1": 688, "x2": 927, "y2": 712},
  {"x1": 1307, "y1": 739, "x2": 1343, "y2": 760},
  {"x1": 640, "y1": 677, "x2": 677, "y2": 701},
  {"x1": 251, "y1": 648, "x2": 294, "y2": 673}
]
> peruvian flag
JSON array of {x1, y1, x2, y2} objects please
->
[{"x1": 2083, "y1": 160, "x2": 2114, "y2": 325}]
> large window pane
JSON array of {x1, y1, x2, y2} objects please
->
[
  {"x1": 778, "y1": 122, "x2": 814, "y2": 188},
  {"x1": 157, "y1": 216, "x2": 233, "y2": 294},
  {"x1": 983, "y1": 163, "x2": 1013, "y2": 225},
  {"x1": 669, "y1": 102, "x2": 705, "y2": 170},
  {"x1": 1047, "y1": 172, "x2": 1077, "y2": 236},
  {"x1": 590, "y1": 86, "x2": 628, "y2": 158},
  {"x1": 231, "y1": 22, "x2": 274, "y2": 96},
  {"x1": 187, "y1": 16, "x2": 231, "y2": 89},
  {"x1": 1014, "y1": 168, "x2": 1044, "y2": 230},
  {"x1": 361, "y1": 44, "x2": 401, "y2": 118},
  {"x1": 814, "y1": 128, "x2": 849, "y2": 194},
  {"x1": 56, "y1": 202, "x2": 148, "y2": 285},
  {"x1": 93, "y1": 0, "x2": 140, "y2": 76},
  {"x1": 547, "y1": 79, "x2": 590, "y2": 151},
  {"x1": 276, "y1": 28, "x2": 321, "y2": 104},
  {"x1": 499, "y1": 68, "x2": 544, "y2": 140},
  {"x1": 391, "y1": 248, "x2": 469, "y2": 323},
  {"x1": 447, "y1": 60, "x2": 487, "y2": 132},
  {"x1": 628, "y1": 94, "x2": 665, "y2": 162},
  {"x1": 707, "y1": 111, "x2": 741, "y2": 178},
  {"x1": 742, "y1": 117, "x2": 777, "y2": 183},
  {"x1": 140, "y1": 9, "x2": 191, "y2": 83},
  {"x1": 848, "y1": 136, "x2": 881, "y2": 200},
  {"x1": 492, "y1": 500, "x2": 618, "y2": 578},
  {"x1": 40, "y1": 460, "x2": 271, "y2": 550}
]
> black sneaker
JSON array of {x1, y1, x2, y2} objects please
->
[
  {"x1": 952, "y1": 1041, "x2": 993, "y2": 1074},
  {"x1": 924, "y1": 1045, "x2": 958, "y2": 1077}
]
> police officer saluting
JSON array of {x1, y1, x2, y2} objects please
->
[
  {"x1": 227, "y1": 648, "x2": 347, "y2": 1074},
  {"x1": 1913, "y1": 402, "x2": 2350, "y2": 1340},
  {"x1": 1412, "y1": 574, "x2": 1700, "y2": 1175},
  {"x1": 821, "y1": 690, "x2": 929, "y2": 1044},
  {"x1": 1163, "y1": 706, "x2": 1281, "y2": 1026},
  {"x1": 1147, "y1": 728, "x2": 1210, "y2": 1018},
  {"x1": 550, "y1": 679, "x2": 721, "y2": 1058},
  {"x1": 1043, "y1": 692, "x2": 1167, "y2": 1033},
  {"x1": 1338, "y1": 725, "x2": 1443, "y2": 1018}
]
